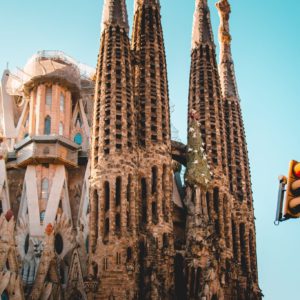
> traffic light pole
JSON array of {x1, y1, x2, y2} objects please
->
[{"x1": 275, "y1": 176, "x2": 288, "y2": 225}]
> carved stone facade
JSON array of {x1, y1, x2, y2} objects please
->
[{"x1": 0, "y1": 0, "x2": 261, "y2": 299}]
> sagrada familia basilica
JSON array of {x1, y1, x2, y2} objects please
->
[{"x1": 0, "y1": 0, "x2": 262, "y2": 299}]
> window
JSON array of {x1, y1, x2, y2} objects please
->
[
  {"x1": 46, "y1": 87, "x2": 52, "y2": 106},
  {"x1": 115, "y1": 177, "x2": 121, "y2": 207},
  {"x1": 40, "y1": 211, "x2": 46, "y2": 223},
  {"x1": 55, "y1": 234, "x2": 64, "y2": 255},
  {"x1": 44, "y1": 116, "x2": 51, "y2": 135},
  {"x1": 151, "y1": 167, "x2": 157, "y2": 194},
  {"x1": 127, "y1": 247, "x2": 132, "y2": 262},
  {"x1": 104, "y1": 182, "x2": 110, "y2": 212},
  {"x1": 141, "y1": 178, "x2": 147, "y2": 224},
  {"x1": 24, "y1": 234, "x2": 29, "y2": 254},
  {"x1": 41, "y1": 178, "x2": 49, "y2": 200},
  {"x1": 59, "y1": 122, "x2": 64, "y2": 136},
  {"x1": 74, "y1": 133, "x2": 83, "y2": 145},
  {"x1": 60, "y1": 93, "x2": 65, "y2": 112}
]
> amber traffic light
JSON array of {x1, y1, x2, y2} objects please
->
[{"x1": 283, "y1": 160, "x2": 300, "y2": 218}]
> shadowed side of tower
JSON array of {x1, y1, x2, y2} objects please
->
[
  {"x1": 216, "y1": 0, "x2": 262, "y2": 298},
  {"x1": 131, "y1": 0, "x2": 175, "y2": 298},
  {"x1": 89, "y1": 0, "x2": 139, "y2": 298}
]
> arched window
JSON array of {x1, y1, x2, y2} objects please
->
[
  {"x1": 60, "y1": 93, "x2": 65, "y2": 112},
  {"x1": 46, "y1": 87, "x2": 52, "y2": 106},
  {"x1": 41, "y1": 178, "x2": 49, "y2": 200},
  {"x1": 74, "y1": 133, "x2": 83, "y2": 145},
  {"x1": 44, "y1": 116, "x2": 51, "y2": 135},
  {"x1": 59, "y1": 122, "x2": 64, "y2": 136}
]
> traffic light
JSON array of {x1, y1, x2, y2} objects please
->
[{"x1": 283, "y1": 160, "x2": 300, "y2": 218}]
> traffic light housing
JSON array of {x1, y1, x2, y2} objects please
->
[{"x1": 283, "y1": 160, "x2": 300, "y2": 218}]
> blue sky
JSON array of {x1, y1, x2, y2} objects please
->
[{"x1": 1, "y1": 0, "x2": 300, "y2": 299}]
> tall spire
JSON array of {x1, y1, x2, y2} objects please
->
[
  {"x1": 188, "y1": 0, "x2": 227, "y2": 174},
  {"x1": 89, "y1": 0, "x2": 139, "y2": 298},
  {"x1": 216, "y1": 0, "x2": 239, "y2": 99},
  {"x1": 131, "y1": 1, "x2": 174, "y2": 298},
  {"x1": 101, "y1": 0, "x2": 129, "y2": 34},
  {"x1": 192, "y1": 0, "x2": 215, "y2": 49}
]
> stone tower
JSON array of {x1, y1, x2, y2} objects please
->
[
  {"x1": 216, "y1": 0, "x2": 260, "y2": 297},
  {"x1": 89, "y1": 0, "x2": 139, "y2": 298},
  {"x1": 184, "y1": 0, "x2": 261, "y2": 299},
  {"x1": 132, "y1": 0, "x2": 174, "y2": 298},
  {"x1": 0, "y1": 1, "x2": 263, "y2": 299}
]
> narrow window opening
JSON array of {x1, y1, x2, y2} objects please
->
[
  {"x1": 59, "y1": 122, "x2": 64, "y2": 136},
  {"x1": 46, "y1": 87, "x2": 52, "y2": 106},
  {"x1": 152, "y1": 202, "x2": 158, "y2": 224},
  {"x1": 151, "y1": 166, "x2": 157, "y2": 194},
  {"x1": 44, "y1": 116, "x2": 51, "y2": 135},
  {"x1": 141, "y1": 178, "x2": 147, "y2": 225},
  {"x1": 127, "y1": 247, "x2": 133, "y2": 262},
  {"x1": 41, "y1": 178, "x2": 49, "y2": 200},
  {"x1": 115, "y1": 213, "x2": 121, "y2": 235},
  {"x1": 104, "y1": 182, "x2": 110, "y2": 212},
  {"x1": 115, "y1": 177, "x2": 121, "y2": 207},
  {"x1": 60, "y1": 93, "x2": 65, "y2": 112}
]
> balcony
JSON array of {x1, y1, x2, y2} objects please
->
[{"x1": 14, "y1": 135, "x2": 80, "y2": 168}]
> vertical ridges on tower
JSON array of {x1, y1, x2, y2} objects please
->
[
  {"x1": 90, "y1": 0, "x2": 139, "y2": 298},
  {"x1": 132, "y1": 0, "x2": 175, "y2": 298},
  {"x1": 216, "y1": 0, "x2": 252, "y2": 204},
  {"x1": 217, "y1": 0, "x2": 260, "y2": 296},
  {"x1": 132, "y1": 0, "x2": 171, "y2": 148},
  {"x1": 188, "y1": 0, "x2": 227, "y2": 174}
]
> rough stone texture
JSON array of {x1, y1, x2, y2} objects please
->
[
  {"x1": 184, "y1": 0, "x2": 262, "y2": 299},
  {"x1": 131, "y1": 0, "x2": 174, "y2": 298},
  {"x1": 89, "y1": 0, "x2": 139, "y2": 298},
  {"x1": 0, "y1": 0, "x2": 262, "y2": 299}
]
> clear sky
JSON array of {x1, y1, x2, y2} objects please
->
[{"x1": 1, "y1": 0, "x2": 300, "y2": 299}]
